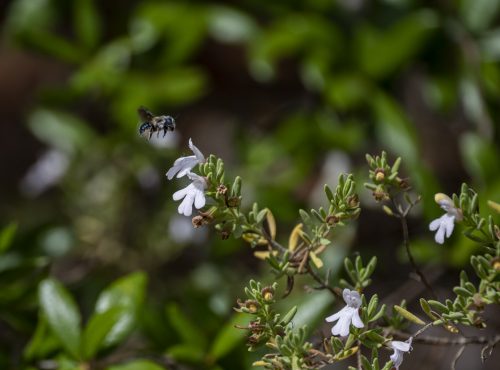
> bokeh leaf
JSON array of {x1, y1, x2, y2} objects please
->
[
  {"x1": 209, "y1": 313, "x2": 250, "y2": 360},
  {"x1": 94, "y1": 272, "x2": 147, "y2": 348},
  {"x1": 38, "y1": 278, "x2": 81, "y2": 359},
  {"x1": 106, "y1": 359, "x2": 166, "y2": 370},
  {"x1": 81, "y1": 307, "x2": 124, "y2": 359},
  {"x1": 74, "y1": 0, "x2": 101, "y2": 51},
  {"x1": 356, "y1": 10, "x2": 438, "y2": 79},
  {"x1": 0, "y1": 223, "x2": 17, "y2": 255}
]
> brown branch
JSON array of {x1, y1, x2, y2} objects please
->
[{"x1": 392, "y1": 328, "x2": 500, "y2": 346}]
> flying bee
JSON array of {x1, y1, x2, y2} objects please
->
[{"x1": 138, "y1": 106, "x2": 176, "y2": 140}]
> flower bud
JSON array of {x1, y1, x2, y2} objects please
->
[
  {"x1": 216, "y1": 184, "x2": 228, "y2": 196},
  {"x1": 192, "y1": 215, "x2": 204, "y2": 228},
  {"x1": 374, "y1": 168, "x2": 385, "y2": 182},
  {"x1": 261, "y1": 286, "x2": 275, "y2": 302},
  {"x1": 347, "y1": 194, "x2": 360, "y2": 208},
  {"x1": 491, "y1": 257, "x2": 500, "y2": 271},
  {"x1": 325, "y1": 214, "x2": 340, "y2": 226},
  {"x1": 227, "y1": 197, "x2": 241, "y2": 207},
  {"x1": 245, "y1": 299, "x2": 260, "y2": 313},
  {"x1": 373, "y1": 186, "x2": 388, "y2": 202}
]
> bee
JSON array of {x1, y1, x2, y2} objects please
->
[{"x1": 138, "y1": 106, "x2": 176, "y2": 140}]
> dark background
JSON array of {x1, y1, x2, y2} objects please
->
[{"x1": 0, "y1": 0, "x2": 499, "y2": 369}]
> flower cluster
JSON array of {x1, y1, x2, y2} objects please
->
[{"x1": 166, "y1": 139, "x2": 207, "y2": 217}]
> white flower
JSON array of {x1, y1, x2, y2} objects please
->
[
  {"x1": 172, "y1": 172, "x2": 207, "y2": 216},
  {"x1": 166, "y1": 138, "x2": 205, "y2": 180},
  {"x1": 389, "y1": 337, "x2": 412, "y2": 369},
  {"x1": 429, "y1": 193, "x2": 462, "y2": 244},
  {"x1": 325, "y1": 288, "x2": 364, "y2": 337}
]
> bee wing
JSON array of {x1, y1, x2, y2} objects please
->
[{"x1": 138, "y1": 106, "x2": 154, "y2": 121}]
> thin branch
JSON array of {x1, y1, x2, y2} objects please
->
[
  {"x1": 451, "y1": 345, "x2": 466, "y2": 370},
  {"x1": 356, "y1": 340, "x2": 362, "y2": 370},
  {"x1": 306, "y1": 263, "x2": 342, "y2": 298},
  {"x1": 393, "y1": 329, "x2": 500, "y2": 346},
  {"x1": 393, "y1": 199, "x2": 437, "y2": 299}
]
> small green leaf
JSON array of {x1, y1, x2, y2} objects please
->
[
  {"x1": 394, "y1": 305, "x2": 426, "y2": 325},
  {"x1": 281, "y1": 306, "x2": 298, "y2": 325},
  {"x1": 39, "y1": 278, "x2": 82, "y2": 359}
]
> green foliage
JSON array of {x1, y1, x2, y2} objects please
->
[
  {"x1": 1, "y1": 0, "x2": 500, "y2": 369},
  {"x1": 25, "y1": 273, "x2": 147, "y2": 367}
]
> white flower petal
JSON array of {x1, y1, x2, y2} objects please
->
[
  {"x1": 391, "y1": 340, "x2": 411, "y2": 352},
  {"x1": 435, "y1": 224, "x2": 446, "y2": 244},
  {"x1": 166, "y1": 139, "x2": 205, "y2": 180},
  {"x1": 194, "y1": 189, "x2": 206, "y2": 209},
  {"x1": 444, "y1": 214, "x2": 455, "y2": 237},
  {"x1": 173, "y1": 186, "x2": 189, "y2": 201},
  {"x1": 188, "y1": 138, "x2": 205, "y2": 162},
  {"x1": 166, "y1": 156, "x2": 198, "y2": 180},
  {"x1": 390, "y1": 350, "x2": 403, "y2": 369},
  {"x1": 429, "y1": 217, "x2": 442, "y2": 231},
  {"x1": 338, "y1": 313, "x2": 352, "y2": 337},
  {"x1": 325, "y1": 307, "x2": 348, "y2": 322},
  {"x1": 178, "y1": 191, "x2": 195, "y2": 216},
  {"x1": 351, "y1": 310, "x2": 364, "y2": 329}
]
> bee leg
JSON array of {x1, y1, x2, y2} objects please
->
[
  {"x1": 163, "y1": 128, "x2": 167, "y2": 138},
  {"x1": 148, "y1": 131, "x2": 152, "y2": 140}
]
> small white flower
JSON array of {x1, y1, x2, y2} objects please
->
[
  {"x1": 429, "y1": 193, "x2": 462, "y2": 244},
  {"x1": 172, "y1": 172, "x2": 207, "y2": 216},
  {"x1": 166, "y1": 138, "x2": 205, "y2": 180},
  {"x1": 389, "y1": 337, "x2": 412, "y2": 370},
  {"x1": 325, "y1": 288, "x2": 364, "y2": 337}
]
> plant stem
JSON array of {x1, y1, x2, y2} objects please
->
[
  {"x1": 306, "y1": 263, "x2": 341, "y2": 298},
  {"x1": 395, "y1": 201, "x2": 437, "y2": 299}
]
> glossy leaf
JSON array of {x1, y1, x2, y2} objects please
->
[{"x1": 39, "y1": 279, "x2": 82, "y2": 359}]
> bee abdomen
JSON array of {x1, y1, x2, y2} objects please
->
[{"x1": 139, "y1": 122, "x2": 153, "y2": 135}]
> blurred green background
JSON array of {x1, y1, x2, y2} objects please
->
[{"x1": 0, "y1": 0, "x2": 499, "y2": 369}]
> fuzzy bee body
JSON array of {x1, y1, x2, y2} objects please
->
[{"x1": 138, "y1": 107, "x2": 176, "y2": 140}]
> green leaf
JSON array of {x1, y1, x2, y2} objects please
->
[
  {"x1": 166, "y1": 303, "x2": 206, "y2": 349},
  {"x1": 24, "y1": 314, "x2": 61, "y2": 361},
  {"x1": 356, "y1": 10, "x2": 438, "y2": 79},
  {"x1": 28, "y1": 109, "x2": 95, "y2": 154},
  {"x1": 94, "y1": 272, "x2": 147, "y2": 348},
  {"x1": 0, "y1": 223, "x2": 17, "y2": 254},
  {"x1": 74, "y1": 0, "x2": 101, "y2": 50},
  {"x1": 39, "y1": 278, "x2": 82, "y2": 359},
  {"x1": 394, "y1": 305, "x2": 425, "y2": 325},
  {"x1": 209, "y1": 313, "x2": 250, "y2": 360},
  {"x1": 82, "y1": 307, "x2": 124, "y2": 359},
  {"x1": 460, "y1": 0, "x2": 500, "y2": 32},
  {"x1": 106, "y1": 360, "x2": 165, "y2": 370}
]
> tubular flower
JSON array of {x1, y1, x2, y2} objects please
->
[
  {"x1": 389, "y1": 338, "x2": 412, "y2": 369},
  {"x1": 325, "y1": 289, "x2": 364, "y2": 337},
  {"x1": 429, "y1": 193, "x2": 462, "y2": 244},
  {"x1": 173, "y1": 172, "x2": 207, "y2": 217},
  {"x1": 166, "y1": 138, "x2": 205, "y2": 180}
]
